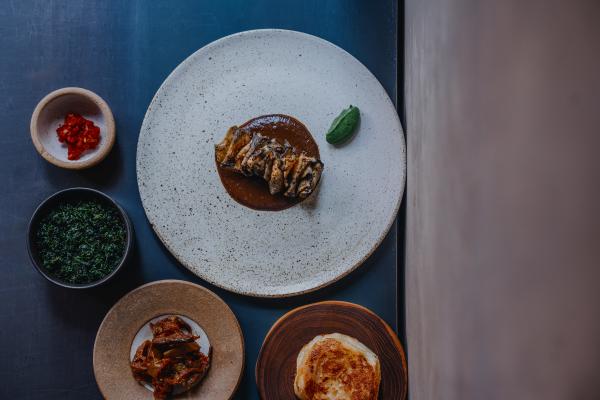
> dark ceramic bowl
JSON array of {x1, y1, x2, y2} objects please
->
[{"x1": 27, "y1": 187, "x2": 133, "y2": 289}]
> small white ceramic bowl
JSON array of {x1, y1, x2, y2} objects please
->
[{"x1": 30, "y1": 87, "x2": 115, "y2": 169}]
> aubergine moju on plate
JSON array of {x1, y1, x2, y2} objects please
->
[{"x1": 130, "y1": 316, "x2": 211, "y2": 400}]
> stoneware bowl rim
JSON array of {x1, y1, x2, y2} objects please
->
[
  {"x1": 93, "y1": 279, "x2": 245, "y2": 399},
  {"x1": 27, "y1": 187, "x2": 133, "y2": 289},
  {"x1": 30, "y1": 87, "x2": 116, "y2": 169}
]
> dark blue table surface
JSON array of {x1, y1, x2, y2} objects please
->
[{"x1": 0, "y1": 1, "x2": 402, "y2": 399}]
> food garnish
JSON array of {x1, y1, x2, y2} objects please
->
[
  {"x1": 56, "y1": 113, "x2": 101, "y2": 160},
  {"x1": 35, "y1": 201, "x2": 126, "y2": 284},
  {"x1": 131, "y1": 316, "x2": 211, "y2": 400},
  {"x1": 325, "y1": 105, "x2": 360, "y2": 144},
  {"x1": 215, "y1": 125, "x2": 324, "y2": 199}
]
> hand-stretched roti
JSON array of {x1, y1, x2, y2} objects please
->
[{"x1": 294, "y1": 333, "x2": 381, "y2": 400}]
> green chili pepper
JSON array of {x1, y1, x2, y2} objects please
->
[{"x1": 325, "y1": 105, "x2": 360, "y2": 144}]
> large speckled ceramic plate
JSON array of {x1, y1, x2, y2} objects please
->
[{"x1": 137, "y1": 30, "x2": 405, "y2": 297}]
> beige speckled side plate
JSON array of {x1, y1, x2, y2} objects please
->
[
  {"x1": 93, "y1": 280, "x2": 244, "y2": 400},
  {"x1": 137, "y1": 29, "x2": 406, "y2": 297}
]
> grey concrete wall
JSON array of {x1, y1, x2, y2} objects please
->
[{"x1": 405, "y1": 1, "x2": 600, "y2": 399}]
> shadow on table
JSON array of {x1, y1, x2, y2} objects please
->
[
  {"x1": 40, "y1": 135, "x2": 124, "y2": 191},
  {"x1": 44, "y1": 231, "x2": 145, "y2": 329}
]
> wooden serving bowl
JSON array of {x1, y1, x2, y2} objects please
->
[
  {"x1": 256, "y1": 301, "x2": 408, "y2": 399},
  {"x1": 30, "y1": 87, "x2": 115, "y2": 169}
]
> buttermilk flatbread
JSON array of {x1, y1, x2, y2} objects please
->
[{"x1": 294, "y1": 333, "x2": 381, "y2": 400}]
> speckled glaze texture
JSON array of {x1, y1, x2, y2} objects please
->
[{"x1": 137, "y1": 30, "x2": 406, "y2": 297}]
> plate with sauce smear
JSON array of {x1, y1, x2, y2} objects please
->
[{"x1": 137, "y1": 29, "x2": 405, "y2": 297}]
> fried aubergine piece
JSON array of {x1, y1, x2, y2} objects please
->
[
  {"x1": 150, "y1": 316, "x2": 199, "y2": 349},
  {"x1": 215, "y1": 128, "x2": 323, "y2": 199},
  {"x1": 130, "y1": 316, "x2": 210, "y2": 400}
]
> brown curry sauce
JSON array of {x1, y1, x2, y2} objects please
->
[{"x1": 215, "y1": 114, "x2": 320, "y2": 211}]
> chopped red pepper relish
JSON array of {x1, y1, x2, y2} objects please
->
[{"x1": 56, "y1": 113, "x2": 101, "y2": 160}]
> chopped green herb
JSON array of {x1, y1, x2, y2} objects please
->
[{"x1": 35, "y1": 201, "x2": 126, "y2": 284}]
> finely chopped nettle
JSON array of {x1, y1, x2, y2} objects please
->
[{"x1": 35, "y1": 201, "x2": 126, "y2": 284}]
